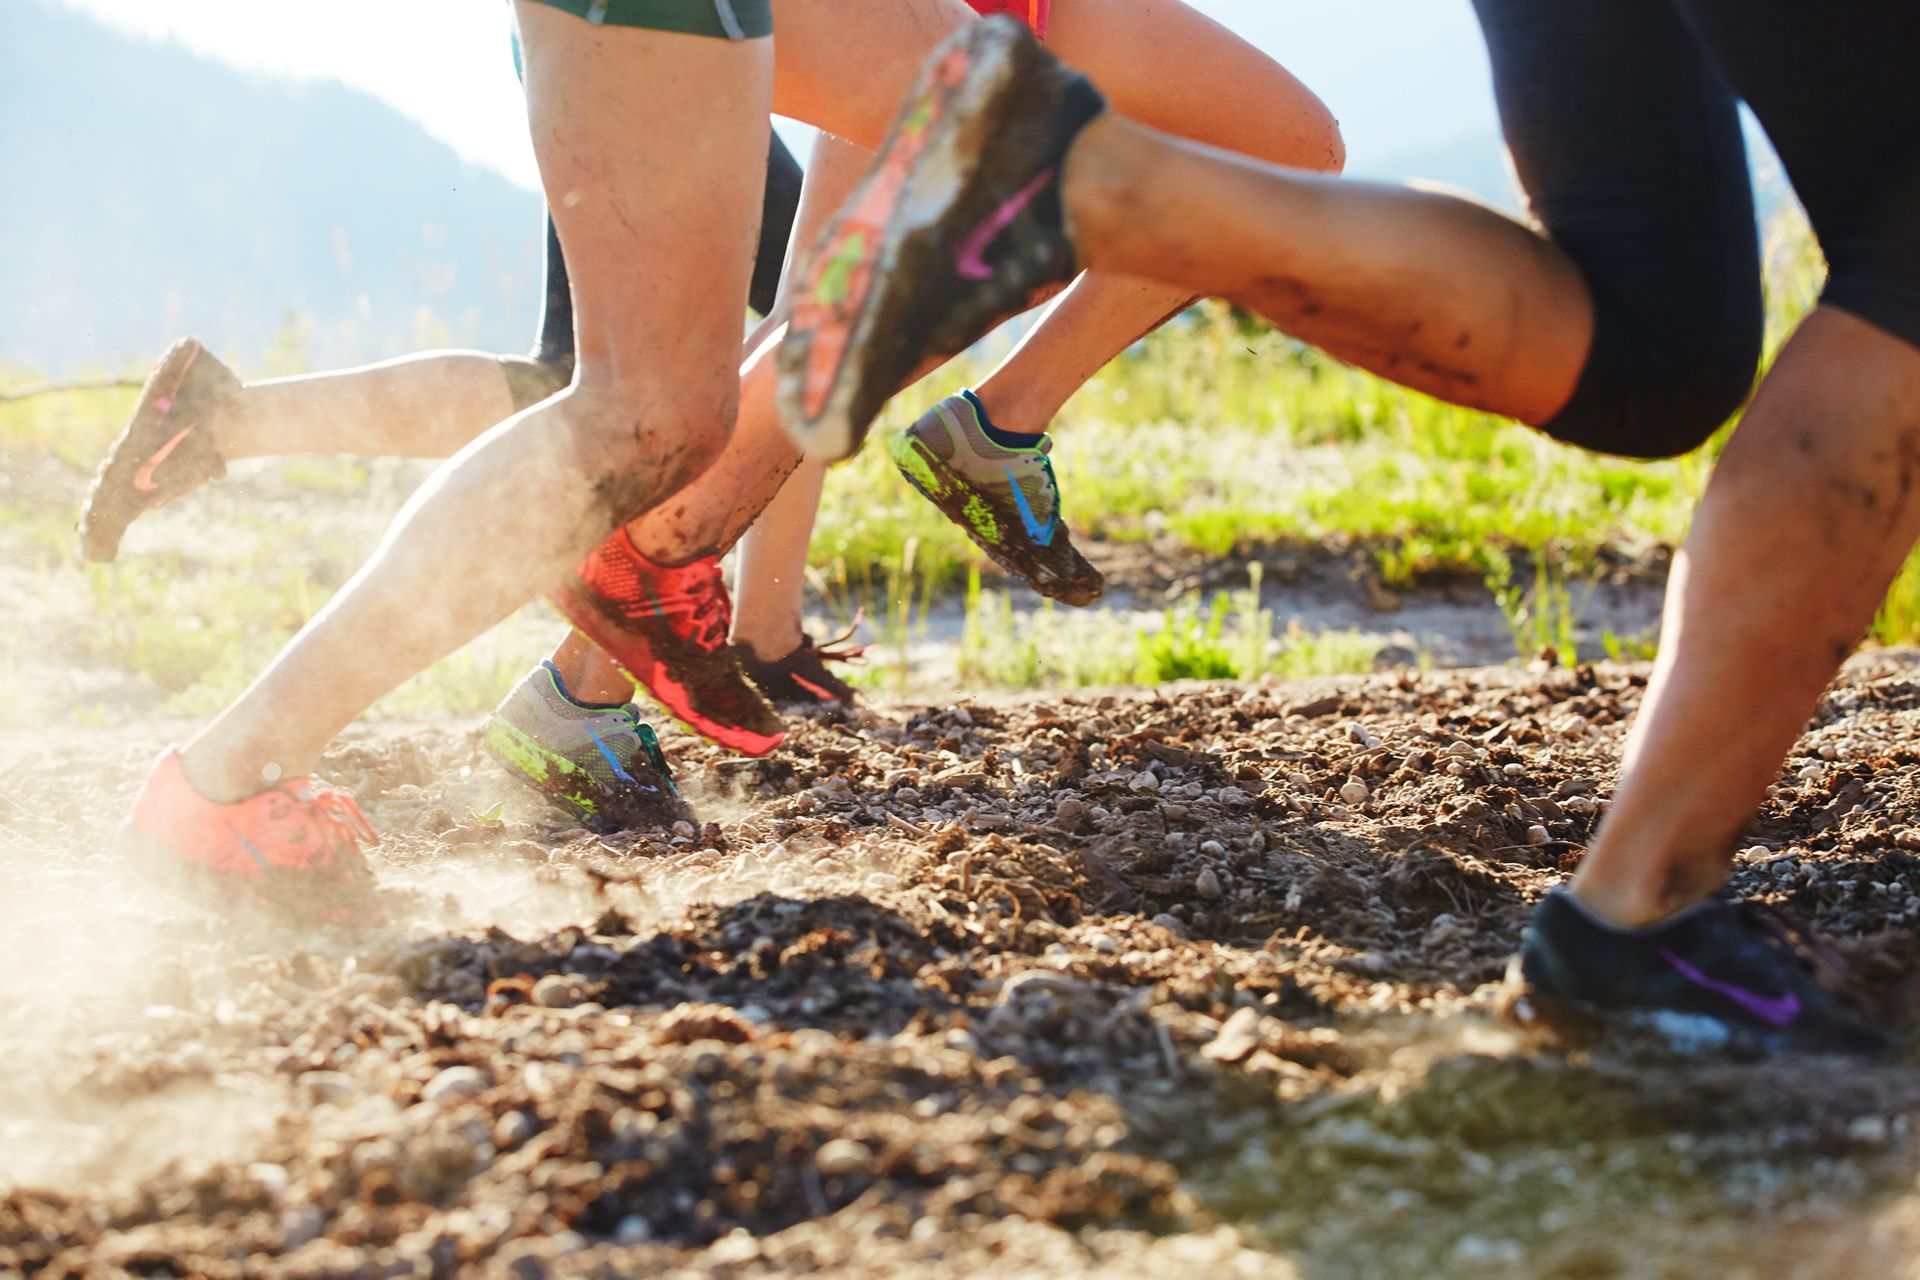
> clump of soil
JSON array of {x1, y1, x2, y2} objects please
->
[{"x1": 9, "y1": 655, "x2": 1920, "y2": 1278}]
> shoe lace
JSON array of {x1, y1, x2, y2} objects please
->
[
  {"x1": 305, "y1": 786, "x2": 378, "y2": 851},
  {"x1": 655, "y1": 557, "x2": 733, "y2": 652},
  {"x1": 805, "y1": 607, "x2": 869, "y2": 666}
]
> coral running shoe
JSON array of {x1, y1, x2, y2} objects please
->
[
  {"x1": 548, "y1": 530, "x2": 785, "y2": 756},
  {"x1": 484, "y1": 660, "x2": 687, "y2": 829},
  {"x1": 778, "y1": 17, "x2": 1105, "y2": 463},
  {"x1": 80, "y1": 337, "x2": 238, "y2": 562},
  {"x1": 126, "y1": 749, "x2": 380, "y2": 922},
  {"x1": 1500, "y1": 888, "x2": 1895, "y2": 1056},
  {"x1": 893, "y1": 391, "x2": 1102, "y2": 605},
  {"x1": 734, "y1": 626, "x2": 867, "y2": 708}
]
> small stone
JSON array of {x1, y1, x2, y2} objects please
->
[
  {"x1": 1130, "y1": 771, "x2": 1161, "y2": 792},
  {"x1": 1196, "y1": 868, "x2": 1224, "y2": 900},
  {"x1": 1055, "y1": 796, "x2": 1087, "y2": 823},
  {"x1": 1339, "y1": 779, "x2": 1369, "y2": 806},
  {"x1": 1818, "y1": 743, "x2": 1840, "y2": 761},
  {"x1": 1201, "y1": 1007, "x2": 1263, "y2": 1064},
  {"x1": 815, "y1": 1138, "x2": 872, "y2": 1177},
  {"x1": 423, "y1": 1065, "x2": 489, "y2": 1102},
  {"x1": 1797, "y1": 764, "x2": 1824, "y2": 783},
  {"x1": 1525, "y1": 825, "x2": 1551, "y2": 846},
  {"x1": 531, "y1": 975, "x2": 579, "y2": 1009},
  {"x1": 1199, "y1": 839, "x2": 1226, "y2": 857},
  {"x1": 494, "y1": 1110, "x2": 537, "y2": 1151},
  {"x1": 1502, "y1": 762, "x2": 1525, "y2": 778},
  {"x1": 1151, "y1": 912, "x2": 1186, "y2": 936},
  {"x1": 1848, "y1": 1115, "x2": 1891, "y2": 1146},
  {"x1": 1288, "y1": 772, "x2": 1313, "y2": 790},
  {"x1": 615, "y1": 1216, "x2": 653, "y2": 1245},
  {"x1": 297, "y1": 1071, "x2": 360, "y2": 1103},
  {"x1": 1086, "y1": 932, "x2": 1119, "y2": 954}
]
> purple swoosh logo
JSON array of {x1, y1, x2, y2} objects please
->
[
  {"x1": 954, "y1": 168, "x2": 1056, "y2": 281},
  {"x1": 1657, "y1": 946, "x2": 1802, "y2": 1027}
]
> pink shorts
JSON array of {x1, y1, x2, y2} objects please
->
[{"x1": 964, "y1": 0, "x2": 1050, "y2": 38}]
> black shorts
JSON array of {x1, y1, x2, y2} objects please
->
[{"x1": 1473, "y1": 0, "x2": 1920, "y2": 457}]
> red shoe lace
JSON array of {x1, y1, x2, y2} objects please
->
[
  {"x1": 807, "y1": 608, "x2": 869, "y2": 666},
  {"x1": 301, "y1": 784, "x2": 379, "y2": 852},
  {"x1": 651, "y1": 556, "x2": 734, "y2": 653}
]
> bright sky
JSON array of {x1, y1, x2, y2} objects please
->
[{"x1": 57, "y1": 0, "x2": 1498, "y2": 189}]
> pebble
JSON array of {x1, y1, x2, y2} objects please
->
[
  {"x1": 1196, "y1": 868, "x2": 1224, "y2": 900},
  {"x1": 1201, "y1": 1006, "x2": 1263, "y2": 1064},
  {"x1": 1339, "y1": 779, "x2": 1369, "y2": 806},
  {"x1": 1525, "y1": 825, "x2": 1551, "y2": 846},
  {"x1": 1502, "y1": 762, "x2": 1526, "y2": 778},
  {"x1": 1797, "y1": 764, "x2": 1824, "y2": 783},
  {"x1": 1288, "y1": 772, "x2": 1313, "y2": 790},
  {"x1": 1055, "y1": 796, "x2": 1087, "y2": 823},
  {"x1": 531, "y1": 975, "x2": 579, "y2": 1009},
  {"x1": 422, "y1": 1065, "x2": 489, "y2": 1102},
  {"x1": 494, "y1": 1110, "x2": 537, "y2": 1151},
  {"x1": 1130, "y1": 771, "x2": 1161, "y2": 793},
  {"x1": 815, "y1": 1138, "x2": 873, "y2": 1177},
  {"x1": 1151, "y1": 912, "x2": 1186, "y2": 937},
  {"x1": 1199, "y1": 839, "x2": 1226, "y2": 857},
  {"x1": 1086, "y1": 932, "x2": 1119, "y2": 954}
]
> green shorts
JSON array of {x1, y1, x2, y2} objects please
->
[{"x1": 525, "y1": 0, "x2": 771, "y2": 39}]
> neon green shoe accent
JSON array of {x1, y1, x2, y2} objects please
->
[
  {"x1": 962, "y1": 492, "x2": 1001, "y2": 544},
  {"x1": 816, "y1": 230, "x2": 868, "y2": 307},
  {"x1": 483, "y1": 717, "x2": 600, "y2": 817},
  {"x1": 889, "y1": 432, "x2": 951, "y2": 498}
]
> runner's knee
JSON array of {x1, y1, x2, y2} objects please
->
[{"x1": 1540, "y1": 256, "x2": 1763, "y2": 460}]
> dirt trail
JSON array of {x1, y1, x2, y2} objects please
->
[{"x1": 10, "y1": 657, "x2": 1920, "y2": 1278}]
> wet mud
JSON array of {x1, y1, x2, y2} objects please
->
[{"x1": 11, "y1": 655, "x2": 1920, "y2": 1277}]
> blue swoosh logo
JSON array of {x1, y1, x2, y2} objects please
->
[{"x1": 1004, "y1": 466, "x2": 1057, "y2": 547}]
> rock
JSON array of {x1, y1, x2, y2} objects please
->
[
  {"x1": 1201, "y1": 1007, "x2": 1263, "y2": 1064},
  {"x1": 1055, "y1": 796, "x2": 1087, "y2": 824},
  {"x1": 815, "y1": 1138, "x2": 873, "y2": 1177},
  {"x1": 1151, "y1": 913, "x2": 1186, "y2": 937},
  {"x1": 1502, "y1": 762, "x2": 1526, "y2": 778},
  {"x1": 1199, "y1": 839, "x2": 1226, "y2": 857},
  {"x1": 1288, "y1": 772, "x2": 1312, "y2": 790},
  {"x1": 494, "y1": 1110, "x2": 537, "y2": 1151},
  {"x1": 531, "y1": 975, "x2": 579, "y2": 1009},
  {"x1": 423, "y1": 1065, "x2": 489, "y2": 1102},
  {"x1": 1525, "y1": 824, "x2": 1551, "y2": 846},
  {"x1": 297, "y1": 1071, "x2": 360, "y2": 1104},
  {"x1": 1130, "y1": 771, "x2": 1161, "y2": 793},
  {"x1": 1196, "y1": 868, "x2": 1224, "y2": 900},
  {"x1": 1339, "y1": 779, "x2": 1369, "y2": 806}
]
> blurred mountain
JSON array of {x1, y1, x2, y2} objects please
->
[{"x1": 1, "y1": 0, "x2": 545, "y2": 378}]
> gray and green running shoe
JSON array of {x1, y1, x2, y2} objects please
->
[
  {"x1": 483, "y1": 661, "x2": 687, "y2": 830},
  {"x1": 891, "y1": 391, "x2": 1104, "y2": 605}
]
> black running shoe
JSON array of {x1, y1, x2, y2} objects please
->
[
  {"x1": 777, "y1": 17, "x2": 1105, "y2": 463},
  {"x1": 1500, "y1": 888, "x2": 1896, "y2": 1056},
  {"x1": 733, "y1": 627, "x2": 866, "y2": 708}
]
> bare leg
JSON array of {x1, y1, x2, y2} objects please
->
[
  {"x1": 1571, "y1": 308, "x2": 1920, "y2": 923},
  {"x1": 179, "y1": 9, "x2": 772, "y2": 800},
  {"x1": 1060, "y1": 115, "x2": 1594, "y2": 423},
  {"x1": 209, "y1": 354, "x2": 542, "y2": 461}
]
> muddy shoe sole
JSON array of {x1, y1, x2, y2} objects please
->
[{"x1": 80, "y1": 337, "x2": 235, "y2": 562}]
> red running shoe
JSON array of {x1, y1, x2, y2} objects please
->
[
  {"x1": 126, "y1": 749, "x2": 380, "y2": 922},
  {"x1": 549, "y1": 529, "x2": 786, "y2": 756}
]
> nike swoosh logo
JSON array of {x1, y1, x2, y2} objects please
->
[
  {"x1": 1003, "y1": 465, "x2": 1057, "y2": 547},
  {"x1": 132, "y1": 424, "x2": 198, "y2": 494},
  {"x1": 954, "y1": 168, "x2": 1056, "y2": 282},
  {"x1": 1657, "y1": 946, "x2": 1802, "y2": 1027}
]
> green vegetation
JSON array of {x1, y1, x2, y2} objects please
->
[{"x1": 10, "y1": 211, "x2": 1920, "y2": 715}]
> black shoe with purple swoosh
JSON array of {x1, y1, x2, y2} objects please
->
[{"x1": 1500, "y1": 888, "x2": 1897, "y2": 1057}]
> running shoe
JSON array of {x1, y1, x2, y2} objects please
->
[
  {"x1": 778, "y1": 17, "x2": 1105, "y2": 463},
  {"x1": 1500, "y1": 888, "x2": 1895, "y2": 1056},
  {"x1": 892, "y1": 392, "x2": 1102, "y2": 605},
  {"x1": 548, "y1": 530, "x2": 785, "y2": 756},
  {"x1": 80, "y1": 337, "x2": 237, "y2": 562},
  {"x1": 734, "y1": 626, "x2": 867, "y2": 707},
  {"x1": 483, "y1": 660, "x2": 687, "y2": 829},
  {"x1": 125, "y1": 748, "x2": 380, "y2": 922}
]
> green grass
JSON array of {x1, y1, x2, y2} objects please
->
[{"x1": 13, "y1": 210, "x2": 1920, "y2": 710}]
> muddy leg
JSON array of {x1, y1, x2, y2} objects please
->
[
  {"x1": 1573, "y1": 308, "x2": 1920, "y2": 923},
  {"x1": 177, "y1": 9, "x2": 771, "y2": 800}
]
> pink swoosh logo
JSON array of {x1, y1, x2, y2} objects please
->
[
  {"x1": 1657, "y1": 946, "x2": 1802, "y2": 1027},
  {"x1": 132, "y1": 424, "x2": 197, "y2": 494},
  {"x1": 954, "y1": 167, "x2": 1056, "y2": 281}
]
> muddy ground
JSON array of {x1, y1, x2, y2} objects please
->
[{"x1": 13, "y1": 656, "x2": 1920, "y2": 1278}]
